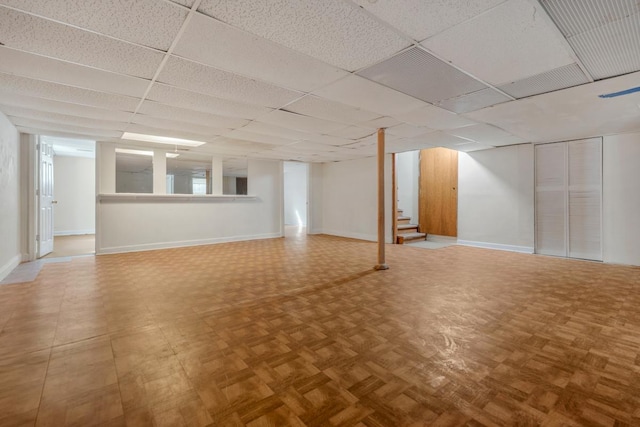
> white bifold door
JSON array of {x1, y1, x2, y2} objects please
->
[{"x1": 535, "y1": 138, "x2": 602, "y2": 261}]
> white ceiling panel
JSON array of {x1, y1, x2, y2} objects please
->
[
  {"x1": 167, "y1": 0, "x2": 194, "y2": 8},
  {"x1": 351, "y1": 0, "x2": 506, "y2": 41},
  {"x1": 3, "y1": 105, "x2": 127, "y2": 130},
  {"x1": 446, "y1": 123, "x2": 525, "y2": 146},
  {"x1": 0, "y1": 0, "x2": 187, "y2": 50},
  {"x1": 385, "y1": 138, "x2": 436, "y2": 154},
  {"x1": 0, "y1": 7, "x2": 164, "y2": 79},
  {"x1": 417, "y1": 131, "x2": 474, "y2": 148},
  {"x1": 455, "y1": 142, "x2": 496, "y2": 152},
  {"x1": 327, "y1": 126, "x2": 376, "y2": 140},
  {"x1": 392, "y1": 104, "x2": 477, "y2": 129},
  {"x1": 146, "y1": 83, "x2": 271, "y2": 119},
  {"x1": 314, "y1": 75, "x2": 427, "y2": 117},
  {"x1": 437, "y1": 88, "x2": 511, "y2": 113},
  {"x1": 358, "y1": 116, "x2": 403, "y2": 129},
  {"x1": 131, "y1": 115, "x2": 231, "y2": 137},
  {"x1": 567, "y1": 13, "x2": 640, "y2": 80},
  {"x1": 157, "y1": 56, "x2": 302, "y2": 108},
  {"x1": 283, "y1": 95, "x2": 381, "y2": 125},
  {"x1": 421, "y1": 0, "x2": 575, "y2": 86},
  {"x1": 174, "y1": 13, "x2": 347, "y2": 92},
  {"x1": 0, "y1": 46, "x2": 149, "y2": 97},
  {"x1": 123, "y1": 124, "x2": 220, "y2": 144},
  {"x1": 222, "y1": 129, "x2": 295, "y2": 146},
  {"x1": 357, "y1": 47, "x2": 487, "y2": 103},
  {"x1": 0, "y1": 92, "x2": 134, "y2": 122},
  {"x1": 386, "y1": 124, "x2": 435, "y2": 138},
  {"x1": 272, "y1": 141, "x2": 343, "y2": 153},
  {"x1": 242, "y1": 122, "x2": 311, "y2": 141},
  {"x1": 137, "y1": 101, "x2": 249, "y2": 129},
  {"x1": 15, "y1": 126, "x2": 112, "y2": 141},
  {"x1": 197, "y1": 0, "x2": 410, "y2": 71},
  {"x1": 465, "y1": 71, "x2": 640, "y2": 143},
  {"x1": 257, "y1": 110, "x2": 348, "y2": 134},
  {"x1": 302, "y1": 134, "x2": 354, "y2": 147},
  {"x1": 0, "y1": 73, "x2": 140, "y2": 111},
  {"x1": 498, "y1": 63, "x2": 590, "y2": 99},
  {"x1": 9, "y1": 117, "x2": 123, "y2": 138}
]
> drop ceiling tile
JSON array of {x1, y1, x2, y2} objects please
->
[
  {"x1": 455, "y1": 142, "x2": 496, "y2": 152},
  {"x1": 9, "y1": 117, "x2": 123, "y2": 138},
  {"x1": 137, "y1": 101, "x2": 249, "y2": 129},
  {"x1": 437, "y1": 88, "x2": 511, "y2": 113},
  {"x1": 273, "y1": 141, "x2": 343, "y2": 153},
  {"x1": 0, "y1": 7, "x2": 163, "y2": 79},
  {"x1": 498, "y1": 63, "x2": 590, "y2": 98},
  {"x1": 174, "y1": 13, "x2": 347, "y2": 92},
  {"x1": 131, "y1": 115, "x2": 230, "y2": 137},
  {"x1": 352, "y1": 0, "x2": 506, "y2": 41},
  {"x1": 358, "y1": 47, "x2": 487, "y2": 103},
  {"x1": 327, "y1": 126, "x2": 376, "y2": 140},
  {"x1": 157, "y1": 56, "x2": 302, "y2": 108},
  {"x1": 123, "y1": 124, "x2": 220, "y2": 144},
  {"x1": 567, "y1": 13, "x2": 640, "y2": 80},
  {"x1": 283, "y1": 95, "x2": 381, "y2": 125},
  {"x1": 0, "y1": 92, "x2": 134, "y2": 122},
  {"x1": 257, "y1": 110, "x2": 347, "y2": 134},
  {"x1": 0, "y1": 0, "x2": 187, "y2": 50},
  {"x1": 358, "y1": 116, "x2": 403, "y2": 128},
  {"x1": 446, "y1": 123, "x2": 525, "y2": 146},
  {"x1": 16, "y1": 126, "x2": 106, "y2": 141},
  {"x1": 4, "y1": 105, "x2": 127, "y2": 131},
  {"x1": 418, "y1": 131, "x2": 473, "y2": 148},
  {"x1": 421, "y1": 0, "x2": 575, "y2": 86},
  {"x1": 146, "y1": 83, "x2": 272, "y2": 119},
  {"x1": 0, "y1": 46, "x2": 150, "y2": 97},
  {"x1": 0, "y1": 73, "x2": 140, "y2": 111},
  {"x1": 242, "y1": 122, "x2": 311, "y2": 141},
  {"x1": 386, "y1": 123, "x2": 435, "y2": 138},
  {"x1": 314, "y1": 75, "x2": 427, "y2": 117},
  {"x1": 167, "y1": 0, "x2": 194, "y2": 8},
  {"x1": 385, "y1": 138, "x2": 436, "y2": 153},
  {"x1": 392, "y1": 104, "x2": 477, "y2": 129},
  {"x1": 540, "y1": 0, "x2": 640, "y2": 38},
  {"x1": 302, "y1": 134, "x2": 354, "y2": 146},
  {"x1": 223, "y1": 129, "x2": 295, "y2": 146},
  {"x1": 197, "y1": 0, "x2": 410, "y2": 71}
]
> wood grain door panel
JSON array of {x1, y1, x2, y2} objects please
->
[{"x1": 418, "y1": 147, "x2": 458, "y2": 237}]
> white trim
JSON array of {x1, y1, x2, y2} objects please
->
[
  {"x1": 54, "y1": 229, "x2": 95, "y2": 236},
  {"x1": 321, "y1": 230, "x2": 377, "y2": 242},
  {"x1": 0, "y1": 254, "x2": 21, "y2": 282},
  {"x1": 457, "y1": 240, "x2": 534, "y2": 254},
  {"x1": 98, "y1": 193, "x2": 257, "y2": 203},
  {"x1": 97, "y1": 232, "x2": 282, "y2": 255},
  {"x1": 308, "y1": 228, "x2": 323, "y2": 235}
]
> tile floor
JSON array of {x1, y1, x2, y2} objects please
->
[{"x1": 1, "y1": 233, "x2": 639, "y2": 426}]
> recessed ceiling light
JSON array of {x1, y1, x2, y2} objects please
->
[
  {"x1": 116, "y1": 148, "x2": 180, "y2": 158},
  {"x1": 121, "y1": 132, "x2": 206, "y2": 147}
]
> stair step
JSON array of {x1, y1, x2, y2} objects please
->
[
  {"x1": 397, "y1": 232, "x2": 427, "y2": 244},
  {"x1": 397, "y1": 224, "x2": 419, "y2": 234},
  {"x1": 397, "y1": 216, "x2": 411, "y2": 224}
]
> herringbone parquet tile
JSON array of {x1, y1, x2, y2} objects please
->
[{"x1": 1, "y1": 231, "x2": 640, "y2": 426}]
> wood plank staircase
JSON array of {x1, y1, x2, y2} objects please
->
[{"x1": 396, "y1": 209, "x2": 426, "y2": 244}]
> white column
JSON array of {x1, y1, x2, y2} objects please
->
[
  {"x1": 211, "y1": 156, "x2": 223, "y2": 195},
  {"x1": 99, "y1": 142, "x2": 116, "y2": 193},
  {"x1": 153, "y1": 149, "x2": 167, "y2": 194}
]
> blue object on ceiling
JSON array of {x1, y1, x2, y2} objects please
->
[{"x1": 598, "y1": 86, "x2": 640, "y2": 98}]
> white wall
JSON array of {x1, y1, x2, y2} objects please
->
[
  {"x1": 603, "y1": 132, "x2": 640, "y2": 265},
  {"x1": 458, "y1": 145, "x2": 535, "y2": 252},
  {"x1": 396, "y1": 151, "x2": 419, "y2": 223},
  {"x1": 53, "y1": 155, "x2": 95, "y2": 235},
  {"x1": 322, "y1": 155, "x2": 393, "y2": 242},
  {"x1": 308, "y1": 163, "x2": 323, "y2": 234},
  {"x1": 97, "y1": 159, "x2": 283, "y2": 253},
  {"x1": 0, "y1": 112, "x2": 21, "y2": 280},
  {"x1": 283, "y1": 162, "x2": 308, "y2": 226}
]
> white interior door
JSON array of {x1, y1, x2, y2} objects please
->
[{"x1": 38, "y1": 140, "x2": 54, "y2": 257}]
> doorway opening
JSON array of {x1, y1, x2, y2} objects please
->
[
  {"x1": 283, "y1": 161, "x2": 309, "y2": 237},
  {"x1": 39, "y1": 136, "x2": 96, "y2": 259}
]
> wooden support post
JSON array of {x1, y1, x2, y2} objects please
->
[{"x1": 375, "y1": 128, "x2": 389, "y2": 270}]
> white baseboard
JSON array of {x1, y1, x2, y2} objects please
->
[
  {"x1": 457, "y1": 240, "x2": 534, "y2": 254},
  {"x1": 97, "y1": 232, "x2": 282, "y2": 255},
  {"x1": 307, "y1": 228, "x2": 323, "y2": 235},
  {"x1": 0, "y1": 254, "x2": 21, "y2": 282},
  {"x1": 54, "y1": 229, "x2": 95, "y2": 236}
]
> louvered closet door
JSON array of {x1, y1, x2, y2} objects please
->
[
  {"x1": 535, "y1": 143, "x2": 567, "y2": 257},
  {"x1": 535, "y1": 138, "x2": 602, "y2": 260},
  {"x1": 568, "y1": 138, "x2": 602, "y2": 261}
]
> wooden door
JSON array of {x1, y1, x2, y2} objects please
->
[{"x1": 418, "y1": 147, "x2": 458, "y2": 237}]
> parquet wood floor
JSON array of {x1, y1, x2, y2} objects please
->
[{"x1": 1, "y1": 233, "x2": 640, "y2": 426}]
